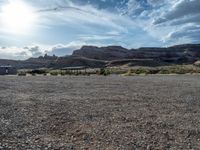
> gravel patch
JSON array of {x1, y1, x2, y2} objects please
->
[{"x1": 0, "y1": 75, "x2": 200, "y2": 149}]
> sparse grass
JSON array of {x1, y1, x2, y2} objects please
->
[
  {"x1": 158, "y1": 65, "x2": 200, "y2": 74},
  {"x1": 17, "y1": 65, "x2": 200, "y2": 77},
  {"x1": 121, "y1": 65, "x2": 200, "y2": 76}
]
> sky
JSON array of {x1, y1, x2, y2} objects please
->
[{"x1": 0, "y1": 0, "x2": 200, "y2": 59}]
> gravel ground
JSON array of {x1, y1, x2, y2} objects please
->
[{"x1": 0, "y1": 75, "x2": 200, "y2": 149}]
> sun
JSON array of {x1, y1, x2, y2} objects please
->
[{"x1": 1, "y1": 0, "x2": 37, "y2": 34}]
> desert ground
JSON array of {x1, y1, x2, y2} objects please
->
[{"x1": 0, "y1": 75, "x2": 200, "y2": 149}]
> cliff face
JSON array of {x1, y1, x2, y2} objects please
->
[
  {"x1": 72, "y1": 46, "x2": 130, "y2": 60},
  {"x1": 48, "y1": 56, "x2": 106, "y2": 68},
  {"x1": 0, "y1": 44, "x2": 200, "y2": 69},
  {"x1": 72, "y1": 44, "x2": 200, "y2": 65},
  {"x1": 73, "y1": 44, "x2": 200, "y2": 61}
]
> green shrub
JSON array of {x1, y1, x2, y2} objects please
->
[
  {"x1": 175, "y1": 68, "x2": 187, "y2": 74},
  {"x1": 28, "y1": 69, "x2": 47, "y2": 75},
  {"x1": 135, "y1": 68, "x2": 150, "y2": 75},
  {"x1": 149, "y1": 69, "x2": 160, "y2": 74},
  {"x1": 159, "y1": 68, "x2": 171, "y2": 74},
  {"x1": 60, "y1": 71, "x2": 67, "y2": 76},
  {"x1": 99, "y1": 68, "x2": 110, "y2": 76},
  {"x1": 18, "y1": 72, "x2": 26, "y2": 76},
  {"x1": 31, "y1": 73, "x2": 36, "y2": 76},
  {"x1": 124, "y1": 69, "x2": 133, "y2": 76},
  {"x1": 99, "y1": 68, "x2": 105, "y2": 75},
  {"x1": 75, "y1": 71, "x2": 80, "y2": 75},
  {"x1": 50, "y1": 72, "x2": 59, "y2": 76},
  {"x1": 159, "y1": 66, "x2": 191, "y2": 74}
]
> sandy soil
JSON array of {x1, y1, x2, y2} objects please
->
[{"x1": 0, "y1": 75, "x2": 200, "y2": 149}]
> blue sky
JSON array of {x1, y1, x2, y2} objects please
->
[{"x1": 0, "y1": 0, "x2": 200, "y2": 59}]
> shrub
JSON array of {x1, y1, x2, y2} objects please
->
[
  {"x1": 159, "y1": 66, "x2": 190, "y2": 74},
  {"x1": 194, "y1": 61, "x2": 200, "y2": 67},
  {"x1": 149, "y1": 69, "x2": 160, "y2": 74},
  {"x1": 135, "y1": 68, "x2": 150, "y2": 75},
  {"x1": 124, "y1": 69, "x2": 133, "y2": 76},
  {"x1": 18, "y1": 72, "x2": 26, "y2": 76},
  {"x1": 99, "y1": 68, "x2": 110, "y2": 76},
  {"x1": 158, "y1": 68, "x2": 171, "y2": 74},
  {"x1": 31, "y1": 73, "x2": 36, "y2": 76},
  {"x1": 60, "y1": 71, "x2": 67, "y2": 76},
  {"x1": 50, "y1": 71, "x2": 59, "y2": 76},
  {"x1": 28, "y1": 69, "x2": 47, "y2": 75},
  {"x1": 99, "y1": 68, "x2": 105, "y2": 75},
  {"x1": 74, "y1": 71, "x2": 81, "y2": 76},
  {"x1": 175, "y1": 68, "x2": 187, "y2": 74}
]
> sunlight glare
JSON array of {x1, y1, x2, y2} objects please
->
[{"x1": 1, "y1": 0, "x2": 37, "y2": 34}]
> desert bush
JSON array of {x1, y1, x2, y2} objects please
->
[
  {"x1": 124, "y1": 69, "x2": 133, "y2": 76},
  {"x1": 50, "y1": 71, "x2": 59, "y2": 76},
  {"x1": 74, "y1": 71, "x2": 80, "y2": 76},
  {"x1": 127, "y1": 69, "x2": 133, "y2": 75},
  {"x1": 18, "y1": 72, "x2": 26, "y2": 76},
  {"x1": 158, "y1": 66, "x2": 197, "y2": 74},
  {"x1": 99, "y1": 68, "x2": 110, "y2": 76},
  {"x1": 194, "y1": 61, "x2": 200, "y2": 67},
  {"x1": 28, "y1": 69, "x2": 47, "y2": 75},
  {"x1": 100, "y1": 65, "x2": 200, "y2": 75},
  {"x1": 159, "y1": 69, "x2": 171, "y2": 74},
  {"x1": 175, "y1": 68, "x2": 188, "y2": 74},
  {"x1": 134, "y1": 68, "x2": 150, "y2": 75},
  {"x1": 60, "y1": 71, "x2": 67, "y2": 76},
  {"x1": 99, "y1": 68, "x2": 105, "y2": 75},
  {"x1": 159, "y1": 66, "x2": 183, "y2": 74},
  {"x1": 31, "y1": 73, "x2": 36, "y2": 76},
  {"x1": 62, "y1": 70, "x2": 73, "y2": 75},
  {"x1": 149, "y1": 69, "x2": 160, "y2": 74}
]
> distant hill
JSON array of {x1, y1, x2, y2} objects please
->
[
  {"x1": 48, "y1": 56, "x2": 106, "y2": 68},
  {"x1": 72, "y1": 46, "x2": 130, "y2": 61},
  {"x1": 0, "y1": 44, "x2": 200, "y2": 69}
]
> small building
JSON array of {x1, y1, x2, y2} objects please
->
[{"x1": 0, "y1": 65, "x2": 17, "y2": 75}]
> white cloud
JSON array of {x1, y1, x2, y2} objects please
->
[
  {"x1": 39, "y1": 3, "x2": 134, "y2": 33},
  {"x1": 164, "y1": 24, "x2": 200, "y2": 43},
  {"x1": 48, "y1": 41, "x2": 87, "y2": 56},
  {"x1": 0, "y1": 40, "x2": 103, "y2": 60},
  {"x1": 126, "y1": 0, "x2": 142, "y2": 15},
  {"x1": 130, "y1": 0, "x2": 200, "y2": 45},
  {"x1": 0, "y1": 47, "x2": 31, "y2": 60},
  {"x1": 147, "y1": 0, "x2": 164, "y2": 6},
  {"x1": 0, "y1": 45, "x2": 46, "y2": 60},
  {"x1": 153, "y1": 0, "x2": 200, "y2": 25}
]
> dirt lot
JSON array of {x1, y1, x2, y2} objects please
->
[{"x1": 0, "y1": 75, "x2": 200, "y2": 149}]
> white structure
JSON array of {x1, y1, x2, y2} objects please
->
[{"x1": 0, "y1": 65, "x2": 17, "y2": 75}]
